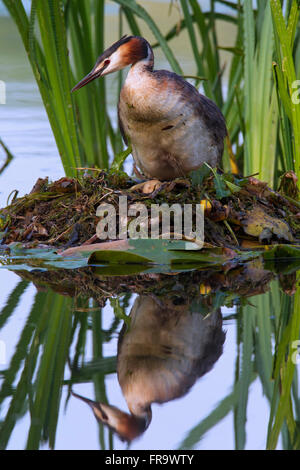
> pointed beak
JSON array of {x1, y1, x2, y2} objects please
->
[
  {"x1": 71, "y1": 391, "x2": 149, "y2": 442},
  {"x1": 71, "y1": 65, "x2": 105, "y2": 93}
]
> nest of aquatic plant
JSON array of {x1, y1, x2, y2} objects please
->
[{"x1": 0, "y1": 169, "x2": 300, "y2": 249}]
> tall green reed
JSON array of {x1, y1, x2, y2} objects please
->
[
  {"x1": 271, "y1": 0, "x2": 300, "y2": 188},
  {"x1": 3, "y1": 0, "x2": 82, "y2": 176},
  {"x1": 242, "y1": 0, "x2": 278, "y2": 185}
]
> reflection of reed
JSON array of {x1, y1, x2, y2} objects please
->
[{"x1": 73, "y1": 294, "x2": 225, "y2": 442}]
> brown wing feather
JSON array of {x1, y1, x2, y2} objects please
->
[{"x1": 153, "y1": 70, "x2": 227, "y2": 148}]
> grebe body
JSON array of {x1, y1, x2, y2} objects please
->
[{"x1": 72, "y1": 36, "x2": 227, "y2": 180}]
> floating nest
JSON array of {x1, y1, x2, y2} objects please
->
[{"x1": 0, "y1": 169, "x2": 300, "y2": 249}]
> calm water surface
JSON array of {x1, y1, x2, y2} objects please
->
[{"x1": 0, "y1": 1, "x2": 299, "y2": 451}]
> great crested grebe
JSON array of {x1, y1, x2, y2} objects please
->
[{"x1": 72, "y1": 35, "x2": 227, "y2": 182}]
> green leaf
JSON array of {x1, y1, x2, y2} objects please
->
[
  {"x1": 90, "y1": 249, "x2": 151, "y2": 265},
  {"x1": 224, "y1": 180, "x2": 241, "y2": 193},
  {"x1": 88, "y1": 239, "x2": 258, "y2": 268},
  {"x1": 262, "y1": 245, "x2": 300, "y2": 260},
  {"x1": 217, "y1": 46, "x2": 244, "y2": 56},
  {"x1": 191, "y1": 164, "x2": 211, "y2": 186},
  {"x1": 214, "y1": 174, "x2": 231, "y2": 199},
  {"x1": 0, "y1": 246, "x2": 90, "y2": 271},
  {"x1": 110, "y1": 145, "x2": 132, "y2": 172}
]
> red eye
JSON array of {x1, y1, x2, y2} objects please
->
[{"x1": 104, "y1": 59, "x2": 110, "y2": 66}]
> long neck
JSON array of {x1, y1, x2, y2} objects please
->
[{"x1": 131, "y1": 38, "x2": 154, "y2": 72}]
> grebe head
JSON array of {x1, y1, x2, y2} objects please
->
[
  {"x1": 72, "y1": 35, "x2": 151, "y2": 92},
  {"x1": 71, "y1": 391, "x2": 151, "y2": 442}
]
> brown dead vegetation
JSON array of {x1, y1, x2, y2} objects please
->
[{"x1": 0, "y1": 170, "x2": 299, "y2": 250}]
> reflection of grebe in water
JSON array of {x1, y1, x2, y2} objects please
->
[{"x1": 72, "y1": 294, "x2": 225, "y2": 442}]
